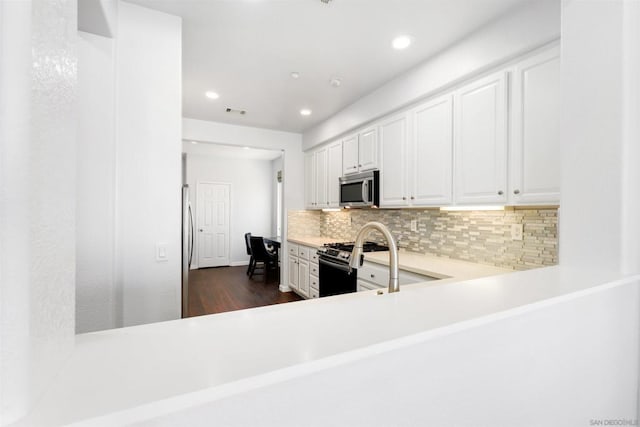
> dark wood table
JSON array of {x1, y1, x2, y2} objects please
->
[{"x1": 264, "y1": 236, "x2": 281, "y2": 259}]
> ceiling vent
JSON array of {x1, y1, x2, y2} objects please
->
[{"x1": 226, "y1": 107, "x2": 246, "y2": 115}]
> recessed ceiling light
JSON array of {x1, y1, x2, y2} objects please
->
[
  {"x1": 243, "y1": 146, "x2": 250, "y2": 150},
  {"x1": 330, "y1": 77, "x2": 342, "y2": 88},
  {"x1": 205, "y1": 91, "x2": 220, "y2": 99},
  {"x1": 300, "y1": 109, "x2": 312, "y2": 116},
  {"x1": 290, "y1": 72, "x2": 300, "y2": 79},
  {"x1": 191, "y1": 141, "x2": 198, "y2": 145},
  {"x1": 392, "y1": 35, "x2": 412, "y2": 50}
]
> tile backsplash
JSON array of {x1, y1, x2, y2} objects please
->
[{"x1": 288, "y1": 208, "x2": 558, "y2": 271}]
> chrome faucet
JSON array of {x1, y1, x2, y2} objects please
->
[{"x1": 349, "y1": 221, "x2": 400, "y2": 293}]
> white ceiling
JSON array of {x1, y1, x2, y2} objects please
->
[
  {"x1": 127, "y1": 0, "x2": 530, "y2": 133},
  {"x1": 183, "y1": 140, "x2": 283, "y2": 160}
]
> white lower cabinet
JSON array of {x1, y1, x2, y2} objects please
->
[
  {"x1": 288, "y1": 254, "x2": 299, "y2": 292},
  {"x1": 356, "y1": 261, "x2": 435, "y2": 291},
  {"x1": 298, "y1": 259, "x2": 309, "y2": 297},
  {"x1": 287, "y1": 241, "x2": 318, "y2": 299}
]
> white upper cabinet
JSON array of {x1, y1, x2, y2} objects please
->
[
  {"x1": 379, "y1": 114, "x2": 409, "y2": 207},
  {"x1": 454, "y1": 70, "x2": 508, "y2": 204},
  {"x1": 342, "y1": 128, "x2": 378, "y2": 175},
  {"x1": 315, "y1": 147, "x2": 328, "y2": 208},
  {"x1": 358, "y1": 127, "x2": 378, "y2": 172},
  {"x1": 304, "y1": 151, "x2": 316, "y2": 209},
  {"x1": 342, "y1": 134, "x2": 359, "y2": 175},
  {"x1": 510, "y1": 46, "x2": 561, "y2": 205},
  {"x1": 411, "y1": 95, "x2": 453, "y2": 206},
  {"x1": 327, "y1": 141, "x2": 343, "y2": 208}
]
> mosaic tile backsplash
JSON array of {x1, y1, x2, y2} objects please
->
[{"x1": 288, "y1": 208, "x2": 558, "y2": 271}]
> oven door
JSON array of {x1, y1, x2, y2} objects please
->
[{"x1": 318, "y1": 256, "x2": 357, "y2": 297}]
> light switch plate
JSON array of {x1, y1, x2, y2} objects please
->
[
  {"x1": 410, "y1": 219, "x2": 418, "y2": 232},
  {"x1": 511, "y1": 224, "x2": 523, "y2": 241},
  {"x1": 156, "y1": 243, "x2": 168, "y2": 262}
]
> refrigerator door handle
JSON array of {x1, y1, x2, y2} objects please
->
[{"x1": 188, "y1": 202, "x2": 194, "y2": 267}]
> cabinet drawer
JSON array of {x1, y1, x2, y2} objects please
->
[
  {"x1": 359, "y1": 261, "x2": 436, "y2": 287},
  {"x1": 298, "y1": 245, "x2": 310, "y2": 260},
  {"x1": 357, "y1": 279, "x2": 383, "y2": 292},
  {"x1": 310, "y1": 288, "x2": 319, "y2": 299},
  {"x1": 309, "y1": 262, "x2": 319, "y2": 277},
  {"x1": 288, "y1": 243, "x2": 299, "y2": 257},
  {"x1": 310, "y1": 251, "x2": 319, "y2": 263},
  {"x1": 358, "y1": 262, "x2": 389, "y2": 287},
  {"x1": 310, "y1": 274, "x2": 319, "y2": 291}
]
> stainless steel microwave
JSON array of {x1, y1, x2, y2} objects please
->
[{"x1": 339, "y1": 170, "x2": 380, "y2": 208}]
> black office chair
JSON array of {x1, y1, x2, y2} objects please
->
[
  {"x1": 244, "y1": 232, "x2": 254, "y2": 275},
  {"x1": 248, "y1": 236, "x2": 278, "y2": 281}
]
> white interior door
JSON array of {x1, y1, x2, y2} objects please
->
[{"x1": 197, "y1": 182, "x2": 230, "y2": 268}]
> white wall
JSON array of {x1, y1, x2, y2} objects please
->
[
  {"x1": 559, "y1": 0, "x2": 640, "y2": 275},
  {"x1": 302, "y1": 0, "x2": 560, "y2": 149},
  {"x1": 76, "y1": 2, "x2": 182, "y2": 332},
  {"x1": 76, "y1": 31, "x2": 117, "y2": 333},
  {"x1": 183, "y1": 119, "x2": 303, "y2": 291},
  {"x1": 186, "y1": 154, "x2": 273, "y2": 267},
  {"x1": 0, "y1": 0, "x2": 77, "y2": 424},
  {"x1": 116, "y1": 2, "x2": 182, "y2": 328}
]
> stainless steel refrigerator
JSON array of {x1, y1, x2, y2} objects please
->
[{"x1": 182, "y1": 184, "x2": 194, "y2": 318}]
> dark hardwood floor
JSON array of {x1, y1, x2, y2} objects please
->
[{"x1": 187, "y1": 265, "x2": 303, "y2": 317}]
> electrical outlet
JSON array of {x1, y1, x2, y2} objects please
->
[
  {"x1": 410, "y1": 219, "x2": 418, "y2": 232},
  {"x1": 511, "y1": 224, "x2": 523, "y2": 241}
]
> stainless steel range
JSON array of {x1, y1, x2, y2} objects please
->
[{"x1": 317, "y1": 241, "x2": 389, "y2": 297}]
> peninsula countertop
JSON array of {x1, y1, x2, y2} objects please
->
[{"x1": 14, "y1": 266, "x2": 630, "y2": 426}]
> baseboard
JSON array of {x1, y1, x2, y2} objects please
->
[
  {"x1": 230, "y1": 261, "x2": 250, "y2": 267},
  {"x1": 279, "y1": 284, "x2": 292, "y2": 293}
]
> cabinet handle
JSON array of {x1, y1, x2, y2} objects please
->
[
  {"x1": 514, "y1": 189, "x2": 520, "y2": 195},
  {"x1": 402, "y1": 197, "x2": 406, "y2": 201},
  {"x1": 410, "y1": 196, "x2": 415, "y2": 200},
  {"x1": 498, "y1": 191, "x2": 504, "y2": 196},
  {"x1": 370, "y1": 274, "x2": 375, "y2": 278}
]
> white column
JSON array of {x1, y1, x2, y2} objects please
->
[
  {"x1": 559, "y1": 0, "x2": 640, "y2": 275},
  {"x1": 0, "y1": 0, "x2": 77, "y2": 424}
]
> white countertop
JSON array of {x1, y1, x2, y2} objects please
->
[
  {"x1": 288, "y1": 236, "x2": 512, "y2": 282},
  {"x1": 14, "y1": 265, "x2": 627, "y2": 427},
  {"x1": 286, "y1": 236, "x2": 336, "y2": 247},
  {"x1": 364, "y1": 250, "x2": 512, "y2": 281}
]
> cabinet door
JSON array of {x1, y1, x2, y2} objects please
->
[
  {"x1": 358, "y1": 127, "x2": 378, "y2": 171},
  {"x1": 304, "y1": 152, "x2": 316, "y2": 209},
  {"x1": 454, "y1": 71, "x2": 508, "y2": 204},
  {"x1": 342, "y1": 134, "x2": 359, "y2": 175},
  {"x1": 327, "y1": 141, "x2": 343, "y2": 207},
  {"x1": 288, "y1": 255, "x2": 299, "y2": 291},
  {"x1": 315, "y1": 148, "x2": 328, "y2": 207},
  {"x1": 510, "y1": 47, "x2": 561, "y2": 205},
  {"x1": 298, "y1": 259, "x2": 309, "y2": 297},
  {"x1": 379, "y1": 114, "x2": 409, "y2": 207},
  {"x1": 411, "y1": 95, "x2": 453, "y2": 206}
]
